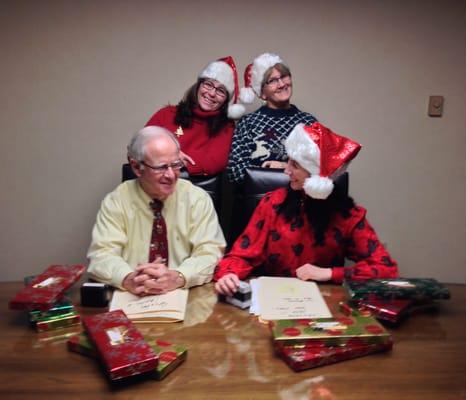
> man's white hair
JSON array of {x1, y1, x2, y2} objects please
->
[{"x1": 127, "y1": 126, "x2": 180, "y2": 161}]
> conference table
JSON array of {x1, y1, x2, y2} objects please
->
[{"x1": 1, "y1": 280, "x2": 465, "y2": 400}]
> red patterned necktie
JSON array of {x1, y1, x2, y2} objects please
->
[{"x1": 149, "y1": 200, "x2": 169, "y2": 264}]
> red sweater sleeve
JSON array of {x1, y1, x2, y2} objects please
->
[
  {"x1": 214, "y1": 193, "x2": 274, "y2": 280},
  {"x1": 332, "y1": 207, "x2": 399, "y2": 283}
]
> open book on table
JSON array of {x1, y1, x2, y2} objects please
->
[{"x1": 109, "y1": 289, "x2": 188, "y2": 323}]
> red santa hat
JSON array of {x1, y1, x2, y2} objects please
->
[
  {"x1": 239, "y1": 52, "x2": 284, "y2": 104},
  {"x1": 285, "y1": 122, "x2": 362, "y2": 199},
  {"x1": 199, "y1": 56, "x2": 245, "y2": 119}
]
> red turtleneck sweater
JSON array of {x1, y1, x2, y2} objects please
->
[{"x1": 145, "y1": 105, "x2": 235, "y2": 176}]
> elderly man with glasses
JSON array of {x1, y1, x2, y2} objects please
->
[{"x1": 87, "y1": 126, "x2": 226, "y2": 295}]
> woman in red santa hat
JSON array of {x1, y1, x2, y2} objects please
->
[
  {"x1": 215, "y1": 122, "x2": 398, "y2": 295},
  {"x1": 227, "y1": 52, "x2": 318, "y2": 183},
  {"x1": 145, "y1": 56, "x2": 245, "y2": 176}
]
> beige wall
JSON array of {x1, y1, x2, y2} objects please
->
[{"x1": 1, "y1": 0, "x2": 465, "y2": 283}]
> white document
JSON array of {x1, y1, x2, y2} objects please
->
[
  {"x1": 257, "y1": 277, "x2": 332, "y2": 320},
  {"x1": 249, "y1": 278, "x2": 260, "y2": 315},
  {"x1": 109, "y1": 289, "x2": 189, "y2": 323}
]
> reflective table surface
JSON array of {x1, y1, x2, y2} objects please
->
[{"x1": 1, "y1": 281, "x2": 465, "y2": 400}]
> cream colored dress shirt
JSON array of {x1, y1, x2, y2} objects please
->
[{"x1": 87, "y1": 179, "x2": 226, "y2": 289}]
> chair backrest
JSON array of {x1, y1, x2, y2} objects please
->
[
  {"x1": 228, "y1": 167, "x2": 349, "y2": 246},
  {"x1": 228, "y1": 167, "x2": 289, "y2": 244},
  {"x1": 122, "y1": 163, "x2": 137, "y2": 181},
  {"x1": 121, "y1": 163, "x2": 222, "y2": 213}
]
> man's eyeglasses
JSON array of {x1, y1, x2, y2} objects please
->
[
  {"x1": 265, "y1": 74, "x2": 291, "y2": 87},
  {"x1": 201, "y1": 80, "x2": 228, "y2": 99},
  {"x1": 140, "y1": 160, "x2": 184, "y2": 174}
]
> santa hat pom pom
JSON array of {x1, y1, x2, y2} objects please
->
[
  {"x1": 303, "y1": 175, "x2": 334, "y2": 200},
  {"x1": 239, "y1": 87, "x2": 255, "y2": 104},
  {"x1": 228, "y1": 103, "x2": 246, "y2": 119}
]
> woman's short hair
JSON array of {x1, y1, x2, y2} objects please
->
[{"x1": 261, "y1": 63, "x2": 292, "y2": 92}]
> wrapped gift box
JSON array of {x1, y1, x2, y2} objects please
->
[
  {"x1": 275, "y1": 339, "x2": 393, "y2": 371},
  {"x1": 68, "y1": 333, "x2": 187, "y2": 380},
  {"x1": 34, "y1": 311, "x2": 81, "y2": 332},
  {"x1": 343, "y1": 278, "x2": 450, "y2": 301},
  {"x1": 82, "y1": 310, "x2": 158, "y2": 380},
  {"x1": 340, "y1": 299, "x2": 412, "y2": 324},
  {"x1": 9, "y1": 265, "x2": 86, "y2": 311},
  {"x1": 145, "y1": 338, "x2": 188, "y2": 380},
  {"x1": 29, "y1": 298, "x2": 74, "y2": 322},
  {"x1": 341, "y1": 299, "x2": 438, "y2": 324},
  {"x1": 270, "y1": 315, "x2": 392, "y2": 347}
]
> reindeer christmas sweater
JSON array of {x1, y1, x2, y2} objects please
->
[{"x1": 227, "y1": 105, "x2": 317, "y2": 183}]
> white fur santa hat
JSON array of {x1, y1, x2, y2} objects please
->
[
  {"x1": 199, "y1": 56, "x2": 246, "y2": 119},
  {"x1": 285, "y1": 122, "x2": 362, "y2": 199},
  {"x1": 239, "y1": 52, "x2": 284, "y2": 104}
]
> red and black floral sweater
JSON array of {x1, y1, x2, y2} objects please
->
[{"x1": 214, "y1": 188, "x2": 398, "y2": 283}]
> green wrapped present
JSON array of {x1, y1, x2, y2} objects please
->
[
  {"x1": 145, "y1": 337, "x2": 188, "y2": 380},
  {"x1": 29, "y1": 299, "x2": 74, "y2": 322},
  {"x1": 67, "y1": 333, "x2": 187, "y2": 380},
  {"x1": 34, "y1": 310, "x2": 81, "y2": 332},
  {"x1": 343, "y1": 278, "x2": 450, "y2": 301},
  {"x1": 270, "y1": 315, "x2": 392, "y2": 347}
]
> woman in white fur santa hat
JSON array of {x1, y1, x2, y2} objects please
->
[
  {"x1": 226, "y1": 52, "x2": 317, "y2": 183},
  {"x1": 215, "y1": 122, "x2": 399, "y2": 296},
  {"x1": 145, "y1": 56, "x2": 245, "y2": 176}
]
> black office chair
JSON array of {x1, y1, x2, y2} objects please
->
[
  {"x1": 228, "y1": 167, "x2": 289, "y2": 245},
  {"x1": 228, "y1": 167, "x2": 349, "y2": 246},
  {"x1": 121, "y1": 163, "x2": 223, "y2": 214}
]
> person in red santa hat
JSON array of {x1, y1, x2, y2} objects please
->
[
  {"x1": 145, "y1": 56, "x2": 245, "y2": 176},
  {"x1": 227, "y1": 52, "x2": 317, "y2": 183},
  {"x1": 215, "y1": 122, "x2": 398, "y2": 295}
]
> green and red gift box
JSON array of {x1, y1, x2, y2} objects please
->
[
  {"x1": 270, "y1": 314, "x2": 392, "y2": 371},
  {"x1": 68, "y1": 332, "x2": 187, "y2": 380},
  {"x1": 270, "y1": 315, "x2": 392, "y2": 348},
  {"x1": 33, "y1": 310, "x2": 81, "y2": 332},
  {"x1": 28, "y1": 298, "x2": 81, "y2": 332}
]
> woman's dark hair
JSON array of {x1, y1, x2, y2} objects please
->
[
  {"x1": 174, "y1": 78, "x2": 231, "y2": 137},
  {"x1": 278, "y1": 180, "x2": 355, "y2": 246}
]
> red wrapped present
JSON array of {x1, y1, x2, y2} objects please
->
[
  {"x1": 275, "y1": 338, "x2": 393, "y2": 371},
  {"x1": 82, "y1": 310, "x2": 158, "y2": 380},
  {"x1": 68, "y1": 333, "x2": 187, "y2": 380},
  {"x1": 341, "y1": 299, "x2": 438, "y2": 324},
  {"x1": 9, "y1": 265, "x2": 86, "y2": 311}
]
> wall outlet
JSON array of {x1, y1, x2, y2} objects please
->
[{"x1": 428, "y1": 95, "x2": 444, "y2": 117}]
